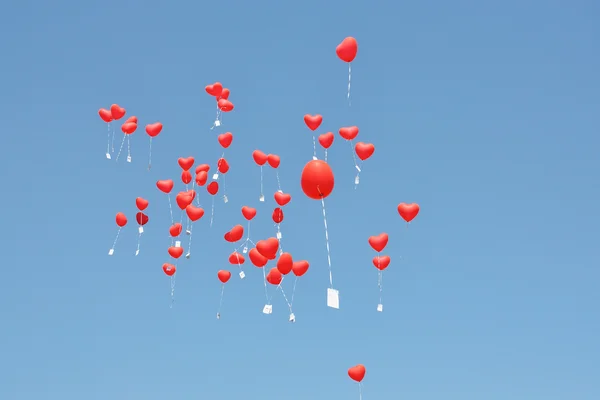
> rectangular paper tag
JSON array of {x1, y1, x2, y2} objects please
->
[{"x1": 327, "y1": 288, "x2": 340, "y2": 309}]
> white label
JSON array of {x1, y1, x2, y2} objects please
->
[
  {"x1": 377, "y1": 303, "x2": 383, "y2": 312},
  {"x1": 327, "y1": 288, "x2": 340, "y2": 309},
  {"x1": 223, "y1": 195, "x2": 228, "y2": 203},
  {"x1": 277, "y1": 189, "x2": 283, "y2": 193},
  {"x1": 354, "y1": 175, "x2": 360, "y2": 185},
  {"x1": 216, "y1": 312, "x2": 221, "y2": 319},
  {"x1": 242, "y1": 246, "x2": 248, "y2": 254},
  {"x1": 138, "y1": 226, "x2": 144, "y2": 234},
  {"x1": 262, "y1": 304, "x2": 273, "y2": 314},
  {"x1": 212, "y1": 173, "x2": 219, "y2": 180},
  {"x1": 239, "y1": 271, "x2": 245, "y2": 279},
  {"x1": 185, "y1": 230, "x2": 191, "y2": 235},
  {"x1": 259, "y1": 195, "x2": 265, "y2": 202},
  {"x1": 276, "y1": 231, "x2": 282, "y2": 240},
  {"x1": 105, "y1": 152, "x2": 111, "y2": 159},
  {"x1": 108, "y1": 248, "x2": 114, "y2": 256},
  {"x1": 185, "y1": 253, "x2": 190, "y2": 259},
  {"x1": 289, "y1": 313, "x2": 296, "y2": 322},
  {"x1": 175, "y1": 241, "x2": 181, "y2": 248},
  {"x1": 355, "y1": 164, "x2": 361, "y2": 172},
  {"x1": 312, "y1": 156, "x2": 318, "y2": 161},
  {"x1": 135, "y1": 249, "x2": 139, "y2": 256},
  {"x1": 214, "y1": 120, "x2": 221, "y2": 127},
  {"x1": 127, "y1": 155, "x2": 132, "y2": 163}
]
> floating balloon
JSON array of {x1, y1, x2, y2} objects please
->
[
  {"x1": 195, "y1": 164, "x2": 210, "y2": 174},
  {"x1": 115, "y1": 212, "x2": 128, "y2": 227},
  {"x1": 252, "y1": 150, "x2": 268, "y2": 166},
  {"x1": 272, "y1": 207, "x2": 284, "y2": 224},
  {"x1": 207, "y1": 181, "x2": 219, "y2": 195},
  {"x1": 163, "y1": 263, "x2": 176, "y2": 276},
  {"x1": 339, "y1": 126, "x2": 359, "y2": 140},
  {"x1": 125, "y1": 116, "x2": 138, "y2": 124},
  {"x1": 195, "y1": 171, "x2": 208, "y2": 186},
  {"x1": 276, "y1": 252, "x2": 293, "y2": 275},
  {"x1": 256, "y1": 238, "x2": 279, "y2": 260},
  {"x1": 218, "y1": 132, "x2": 233, "y2": 148},
  {"x1": 224, "y1": 225, "x2": 244, "y2": 242},
  {"x1": 135, "y1": 197, "x2": 149, "y2": 211},
  {"x1": 181, "y1": 170, "x2": 192, "y2": 184},
  {"x1": 156, "y1": 179, "x2": 174, "y2": 194},
  {"x1": 217, "y1": 270, "x2": 231, "y2": 283},
  {"x1": 368, "y1": 233, "x2": 388, "y2": 252},
  {"x1": 145, "y1": 122, "x2": 163, "y2": 137},
  {"x1": 176, "y1": 192, "x2": 193, "y2": 209},
  {"x1": 398, "y1": 203, "x2": 420, "y2": 222},
  {"x1": 318, "y1": 132, "x2": 334, "y2": 149},
  {"x1": 241, "y1": 206, "x2": 257, "y2": 220},
  {"x1": 266, "y1": 267, "x2": 282, "y2": 285},
  {"x1": 205, "y1": 82, "x2": 223, "y2": 97},
  {"x1": 168, "y1": 246, "x2": 184, "y2": 259},
  {"x1": 229, "y1": 252, "x2": 245, "y2": 265},
  {"x1": 292, "y1": 260, "x2": 309, "y2": 277},
  {"x1": 373, "y1": 255, "x2": 390, "y2": 270},
  {"x1": 135, "y1": 212, "x2": 149, "y2": 226},
  {"x1": 274, "y1": 192, "x2": 291, "y2": 206},
  {"x1": 99, "y1": 108, "x2": 113, "y2": 123},
  {"x1": 347, "y1": 364, "x2": 366, "y2": 382},
  {"x1": 267, "y1": 154, "x2": 280, "y2": 168},
  {"x1": 249, "y1": 248, "x2": 268, "y2": 267},
  {"x1": 303, "y1": 114, "x2": 323, "y2": 131},
  {"x1": 186, "y1": 205, "x2": 205, "y2": 221},
  {"x1": 336, "y1": 37, "x2": 358, "y2": 63},
  {"x1": 355, "y1": 142, "x2": 375, "y2": 161},
  {"x1": 300, "y1": 160, "x2": 335, "y2": 200},
  {"x1": 178, "y1": 157, "x2": 195, "y2": 171},
  {"x1": 110, "y1": 104, "x2": 126, "y2": 120},
  {"x1": 218, "y1": 99, "x2": 234, "y2": 112},
  {"x1": 169, "y1": 223, "x2": 183, "y2": 237},
  {"x1": 217, "y1": 158, "x2": 230, "y2": 174},
  {"x1": 121, "y1": 122, "x2": 137, "y2": 134}
]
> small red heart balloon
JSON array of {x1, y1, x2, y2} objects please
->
[
  {"x1": 178, "y1": 157, "x2": 195, "y2": 171},
  {"x1": 125, "y1": 116, "x2": 138, "y2": 124},
  {"x1": 98, "y1": 108, "x2": 113, "y2": 123},
  {"x1": 146, "y1": 122, "x2": 163, "y2": 137},
  {"x1": 368, "y1": 233, "x2": 389, "y2": 252},
  {"x1": 217, "y1": 270, "x2": 231, "y2": 283},
  {"x1": 135, "y1": 197, "x2": 149, "y2": 211},
  {"x1": 355, "y1": 142, "x2": 375, "y2": 161},
  {"x1": 303, "y1": 114, "x2": 323, "y2": 131},
  {"x1": 156, "y1": 179, "x2": 174, "y2": 194},
  {"x1": 274, "y1": 192, "x2": 291, "y2": 206},
  {"x1": 249, "y1": 248, "x2": 268, "y2": 267},
  {"x1": 175, "y1": 192, "x2": 193, "y2": 209},
  {"x1": 229, "y1": 252, "x2": 245, "y2": 265},
  {"x1": 218, "y1": 88, "x2": 230, "y2": 100},
  {"x1": 218, "y1": 132, "x2": 233, "y2": 148},
  {"x1": 266, "y1": 267, "x2": 282, "y2": 285},
  {"x1": 163, "y1": 263, "x2": 176, "y2": 276},
  {"x1": 272, "y1": 207, "x2": 284, "y2": 224},
  {"x1": 276, "y1": 252, "x2": 293, "y2": 275},
  {"x1": 181, "y1": 170, "x2": 192, "y2": 184},
  {"x1": 186, "y1": 205, "x2": 205, "y2": 221},
  {"x1": 169, "y1": 223, "x2": 182, "y2": 237},
  {"x1": 348, "y1": 364, "x2": 366, "y2": 382},
  {"x1": 195, "y1": 171, "x2": 208, "y2": 186},
  {"x1": 168, "y1": 246, "x2": 184, "y2": 259},
  {"x1": 207, "y1": 181, "x2": 219, "y2": 195},
  {"x1": 318, "y1": 132, "x2": 334, "y2": 149},
  {"x1": 195, "y1": 164, "x2": 210, "y2": 174},
  {"x1": 205, "y1": 82, "x2": 223, "y2": 97},
  {"x1": 252, "y1": 150, "x2": 268, "y2": 166},
  {"x1": 256, "y1": 238, "x2": 279, "y2": 260},
  {"x1": 218, "y1": 99, "x2": 234, "y2": 112},
  {"x1": 336, "y1": 37, "x2": 358, "y2": 63},
  {"x1": 397, "y1": 203, "x2": 420, "y2": 223},
  {"x1": 373, "y1": 255, "x2": 391, "y2": 270},
  {"x1": 135, "y1": 212, "x2": 149, "y2": 226},
  {"x1": 224, "y1": 225, "x2": 244, "y2": 243},
  {"x1": 115, "y1": 212, "x2": 127, "y2": 227},
  {"x1": 339, "y1": 126, "x2": 359, "y2": 140},
  {"x1": 217, "y1": 158, "x2": 230, "y2": 174},
  {"x1": 292, "y1": 260, "x2": 309, "y2": 277},
  {"x1": 267, "y1": 154, "x2": 280, "y2": 168},
  {"x1": 121, "y1": 122, "x2": 137, "y2": 134},
  {"x1": 185, "y1": 189, "x2": 196, "y2": 201},
  {"x1": 241, "y1": 206, "x2": 257, "y2": 221},
  {"x1": 110, "y1": 104, "x2": 126, "y2": 120}
]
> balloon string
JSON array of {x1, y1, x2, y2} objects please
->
[
  {"x1": 106, "y1": 123, "x2": 111, "y2": 157},
  {"x1": 324, "y1": 149, "x2": 328, "y2": 162},
  {"x1": 187, "y1": 223, "x2": 194, "y2": 256},
  {"x1": 348, "y1": 63, "x2": 352, "y2": 106},
  {"x1": 222, "y1": 174, "x2": 228, "y2": 203},
  {"x1": 259, "y1": 166, "x2": 264, "y2": 201},
  {"x1": 127, "y1": 135, "x2": 131, "y2": 161},
  {"x1": 148, "y1": 137, "x2": 153, "y2": 170},
  {"x1": 312, "y1": 135, "x2": 317, "y2": 159},
  {"x1": 210, "y1": 197, "x2": 215, "y2": 227},
  {"x1": 135, "y1": 228, "x2": 142, "y2": 256},
  {"x1": 349, "y1": 140, "x2": 361, "y2": 186},
  {"x1": 233, "y1": 247, "x2": 245, "y2": 273},
  {"x1": 167, "y1": 195, "x2": 174, "y2": 225},
  {"x1": 378, "y1": 270, "x2": 384, "y2": 305},
  {"x1": 263, "y1": 265, "x2": 270, "y2": 303},
  {"x1": 110, "y1": 227, "x2": 122, "y2": 253},
  {"x1": 169, "y1": 274, "x2": 176, "y2": 308},
  {"x1": 217, "y1": 284, "x2": 225, "y2": 315},
  {"x1": 279, "y1": 285, "x2": 293, "y2": 313},
  {"x1": 358, "y1": 382, "x2": 362, "y2": 400},
  {"x1": 320, "y1": 197, "x2": 334, "y2": 288},
  {"x1": 290, "y1": 276, "x2": 298, "y2": 306},
  {"x1": 111, "y1": 125, "x2": 115, "y2": 153},
  {"x1": 268, "y1": 276, "x2": 285, "y2": 304},
  {"x1": 115, "y1": 133, "x2": 126, "y2": 161},
  {"x1": 276, "y1": 223, "x2": 283, "y2": 254},
  {"x1": 275, "y1": 170, "x2": 282, "y2": 192}
]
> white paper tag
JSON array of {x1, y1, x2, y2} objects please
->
[
  {"x1": 127, "y1": 155, "x2": 132, "y2": 163},
  {"x1": 276, "y1": 231, "x2": 282, "y2": 239},
  {"x1": 185, "y1": 229, "x2": 191, "y2": 235},
  {"x1": 312, "y1": 156, "x2": 318, "y2": 161},
  {"x1": 259, "y1": 195, "x2": 265, "y2": 202},
  {"x1": 262, "y1": 304, "x2": 273, "y2": 314},
  {"x1": 105, "y1": 152, "x2": 111, "y2": 159},
  {"x1": 354, "y1": 175, "x2": 360, "y2": 185},
  {"x1": 327, "y1": 288, "x2": 340, "y2": 309},
  {"x1": 135, "y1": 249, "x2": 139, "y2": 256},
  {"x1": 216, "y1": 312, "x2": 220, "y2": 319},
  {"x1": 289, "y1": 313, "x2": 296, "y2": 322},
  {"x1": 185, "y1": 252, "x2": 190, "y2": 259},
  {"x1": 277, "y1": 189, "x2": 283, "y2": 193},
  {"x1": 214, "y1": 120, "x2": 221, "y2": 127},
  {"x1": 108, "y1": 248, "x2": 114, "y2": 256},
  {"x1": 239, "y1": 271, "x2": 245, "y2": 279},
  {"x1": 377, "y1": 303, "x2": 383, "y2": 312},
  {"x1": 355, "y1": 164, "x2": 361, "y2": 172},
  {"x1": 223, "y1": 195, "x2": 228, "y2": 203},
  {"x1": 212, "y1": 173, "x2": 219, "y2": 180},
  {"x1": 138, "y1": 226, "x2": 144, "y2": 234},
  {"x1": 242, "y1": 246, "x2": 248, "y2": 254},
  {"x1": 175, "y1": 240, "x2": 181, "y2": 248}
]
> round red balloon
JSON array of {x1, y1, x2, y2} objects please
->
[{"x1": 300, "y1": 160, "x2": 335, "y2": 200}]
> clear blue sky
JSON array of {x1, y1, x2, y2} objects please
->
[{"x1": 1, "y1": 0, "x2": 599, "y2": 399}]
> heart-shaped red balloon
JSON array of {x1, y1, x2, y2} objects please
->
[
  {"x1": 318, "y1": 132, "x2": 334, "y2": 149},
  {"x1": 135, "y1": 197, "x2": 149, "y2": 211},
  {"x1": 176, "y1": 191, "x2": 193, "y2": 209},
  {"x1": 145, "y1": 122, "x2": 163, "y2": 137},
  {"x1": 218, "y1": 88, "x2": 230, "y2": 100},
  {"x1": 266, "y1": 267, "x2": 282, "y2": 285},
  {"x1": 163, "y1": 263, "x2": 176, "y2": 276},
  {"x1": 355, "y1": 142, "x2": 375, "y2": 161},
  {"x1": 272, "y1": 207, "x2": 284, "y2": 224},
  {"x1": 121, "y1": 122, "x2": 137, "y2": 134},
  {"x1": 185, "y1": 189, "x2": 196, "y2": 201},
  {"x1": 339, "y1": 126, "x2": 359, "y2": 140},
  {"x1": 229, "y1": 252, "x2": 245, "y2": 265},
  {"x1": 99, "y1": 108, "x2": 113, "y2": 123},
  {"x1": 218, "y1": 132, "x2": 233, "y2": 148},
  {"x1": 267, "y1": 154, "x2": 280, "y2": 168},
  {"x1": 292, "y1": 260, "x2": 309, "y2": 277},
  {"x1": 224, "y1": 225, "x2": 244, "y2": 243},
  {"x1": 156, "y1": 179, "x2": 174, "y2": 194},
  {"x1": 168, "y1": 246, "x2": 184, "y2": 259},
  {"x1": 252, "y1": 150, "x2": 268, "y2": 166},
  {"x1": 125, "y1": 116, "x2": 138, "y2": 124},
  {"x1": 217, "y1": 270, "x2": 231, "y2": 283},
  {"x1": 186, "y1": 205, "x2": 205, "y2": 221},
  {"x1": 303, "y1": 114, "x2": 323, "y2": 131},
  {"x1": 373, "y1": 255, "x2": 391, "y2": 270},
  {"x1": 195, "y1": 164, "x2": 210, "y2": 174},
  {"x1": 115, "y1": 212, "x2": 128, "y2": 227},
  {"x1": 110, "y1": 104, "x2": 126, "y2": 120},
  {"x1": 135, "y1": 212, "x2": 149, "y2": 226},
  {"x1": 241, "y1": 206, "x2": 257, "y2": 221},
  {"x1": 348, "y1": 364, "x2": 366, "y2": 382},
  {"x1": 397, "y1": 203, "x2": 420, "y2": 223},
  {"x1": 274, "y1": 192, "x2": 291, "y2": 206},
  {"x1": 276, "y1": 252, "x2": 293, "y2": 275},
  {"x1": 336, "y1": 37, "x2": 358, "y2": 63},
  {"x1": 249, "y1": 248, "x2": 268, "y2": 267},
  {"x1": 207, "y1": 181, "x2": 219, "y2": 195},
  {"x1": 169, "y1": 223, "x2": 182, "y2": 237},
  {"x1": 178, "y1": 157, "x2": 195, "y2": 171},
  {"x1": 195, "y1": 171, "x2": 208, "y2": 186},
  {"x1": 217, "y1": 158, "x2": 230, "y2": 174},
  {"x1": 256, "y1": 238, "x2": 279, "y2": 260},
  {"x1": 205, "y1": 82, "x2": 223, "y2": 97},
  {"x1": 181, "y1": 170, "x2": 192, "y2": 184},
  {"x1": 368, "y1": 233, "x2": 389, "y2": 252},
  {"x1": 218, "y1": 99, "x2": 234, "y2": 112}
]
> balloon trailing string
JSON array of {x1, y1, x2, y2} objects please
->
[
  {"x1": 290, "y1": 276, "x2": 298, "y2": 307},
  {"x1": 319, "y1": 192, "x2": 334, "y2": 288},
  {"x1": 210, "y1": 197, "x2": 215, "y2": 227},
  {"x1": 135, "y1": 227, "x2": 143, "y2": 256},
  {"x1": 312, "y1": 135, "x2": 317, "y2": 160},
  {"x1": 167, "y1": 195, "x2": 174, "y2": 225},
  {"x1": 115, "y1": 133, "x2": 126, "y2": 161},
  {"x1": 378, "y1": 270, "x2": 383, "y2": 306},
  {"x1": 106, "y1": 123, "x2": 111, "y2": 157},
  {"x1": 217, "y1": 284, "x2": 225, "y2": 318},
  {"x1": 279, "y1": 284, "x2": 293, "y2": 314},
  {"x1": 348, "y1": 63, "x2": 352, "y2": 106},
  {"x1": 111, "y1": 124, "x2": 115, "y2": 153},
  {"x1": 169, "y1": 274, "x2": 176, "y2": 309},
  {"x1": 275, "y1": 223, "x2": 283, "y2": 255},
  {"x1": 147, "y1": 137, "x2": 153, "y2": 170},
  {"x1": 127, "y1": 135, "x2": 131, "y2": 161},
  {"x1": 110, "y1": 227, "x2": 122, "y2": 254},
  {"x1": 324, "y1": 149, "x2": 328, "y2": 162},
  {"x1": 349, "y1": 140, "x2": 361, "y2": 186},
  {"x1": 262, "y1": 264, "x2": 270, "y2": 303},
  {"x1": 187, "y1": 223, "x2": 194, "y2": 257},
  {"x1": 358, "y1": 382, "x2": 362, "y2": 400},
  {"x1": 259, "y1": 166, "x2": 265, "y2": 201},
  {"x1": 233, "y1": 248, "x2": 245, "y2": 275},
  {"x1": 275, "y1": 170, "x2": 282, "y2": 192}
]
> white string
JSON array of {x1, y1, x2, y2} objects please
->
[
  {"x1": 349, "y1": 140, "x2": 361, "y2": 186},
  {"x1": 148, "y1": 137, "x2": 153, "y2": 170},
  {"x1": 210, "y1": 197, "x2": 215, "y2": 227},
  {"x1": 279, "y1": 285, "x2": 293, "y2": 313},
  {"x1": 187, "y1": 223, "x2": 194, "y2": 255},
  {"x1": 259, "y1": 166, "x2": 264, "y2": 200},
  {"x1": 290, "y1": 276, "x2": 298, "y2": 306},
  {"x1": 262, "y1": 265, "x2": 270, "y2": 303},
  {"x1": 111, "y1": 125, "x2": 115, "y2": 153},
  {"x1": 347, "y1": 63, "x2": 352, "y2": 106},
  {"x1": 233, "y1": 248, "x2": 244, "y2": 273},
  {"x1": 358, "y1": 382, "x2": 362, "y2": 400},
  {"x1": 110, "y1": 227, "x2": 122, "y2": 252},
  {"x1": 324, "y1": 149, "x2": 328, "y2": 162},
  {"x1": 169, "y1": 274, "x2": 176, "y2": 308},
  {"x1": 276, "y1": 223, "x2": 284, "y2": 254},
  {"x1": 167, "y1": 195, "x2": 174, "y2": 224},
  {"x1": 275, "y1": 170, "x2": 282, "y2": 192},
  {"x1": 378, "y1": 270, "x2": 383, "y2": 305},
  {"x1": 135, "y1": 228, "x2": 142, "y2": 255},
  {"x1": 267, "y1": 276, "x2": 285, "y2": 304},
  {"x1": 217, "y1": 284, "x2": 225, "y2": 315},
  {"x1": 312, "y1": 135, "x2": 317, "y2": 159},
  {"x1": 106, "y1": 123, "x2": 111, "y2": 156},
  {"x1": 115, "y1": 133, "x2": 126, "y2": 161},
  {"x1": 320, "y1": 197, "x2": 333, "y2": 288},
  {"x1": 126, "y1": 135, "x2": 131, "y2": 161}
]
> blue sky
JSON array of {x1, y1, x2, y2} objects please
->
[{"x1": 1, "y1": 0, "x2": 599, "y2": 399}]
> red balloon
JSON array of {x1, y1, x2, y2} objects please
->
[
  {"x1": 318, "y1": 132, "x2": 334, "y2": 149},
  {"x1": 272, "y1": 208, "x2": 284, "y2": 224},
  {"x1": 110, "y1": 104, "x2": 126, "y2": 120},
  {"x1": 241, "y1": 206, "x2": 257, "y2": 221},
  {"x1": 252, "y1": 150, "x2": 268, "y2": 166},
  {"x1": 218, "y1": 132, "x2": 233, "y2": 148},
  {"x1": 300, "y1": 160, "x2": 335, "y2": 200},
  {"x1": 121, "y1": 122, "x2": 137, "y2": 134},
  {"x1": 303, "y1": 114, "x2": 323, "y2": 131},
  {"x1": 178, "y1": 157, "x2": 195, "y2": 171},
  {"x1": 249, "y1": 248, "x2": 268, "y2": 267},
  {"x1": 195, "y1": 171, "x2": 208, "y2": 186},
  {"x1": 276, "y1": 252, "x2": 293, "y2": 275},
  {"x1": 163, "y1": 263, "x2": 176, "y2": 276},
  {"x1": 115, "y1": 212, "x2": 127, "y2": 227},
  {"x1": 266, "y1": 267, "x2": 282, "y2": 285},
  {"x1": 336, "y1": 37, "x2": 358, "y2": 63},
  {"x1": 205, "y1": 82, "x2": 223, "y2": 97},
  {"x1": 207, "y1": 181, "x2": 219, "y2": 195},
  {"x1": 224, "y1": 225, "x2": 244, "y2": 242},
  {"x1": 125, "y1": 116, "x2": 138, "y2": 124},
  {"x1": 292, "y1": 260, "x2": 309, "y2": 277},
  {"x1": 99, "y1": 108, "x2": 113, "y2": 123},
  {"x1": 168, "y1": 246, "x2": 184, "y2": 259},
  {"x1": 181, "y1": 170, "x2": 192, "y2": 184},
  {"x1": 355, "y1": 142, "x2": 375, "y2": 161},
  {"x1": 169, "y1": 223, "x2": 182, "y2": 237},
  {"x1": 274, "y1": 192, "x2": 291, "y2": 206},
  {"x1": 229, "y1": 252, "x2": 245, "y2": 265},
  {"x1": 135, "y1": 197, "x2": 149, "y2": 211},
  {"x1": 218, "y1": 99, "x2": 234, "y2": 112},
  {"x1": 373, "y1": 255, "x2": 390, "y2": 270},
  {"x1": 256, "y1": 238, "x2": 279, "y2": 260},
  {"x1": 218, "y1": 88, "x2": 230, "y2": 100},
  {"x1": 267, "y1": 154, "x2": 280, "y2": 168},
  {"x1": 186, "y1": 205, "x2": 205, "y2": 221},
  {"x1": 156, "y1": 179, "x2": 174, "y2": 194},
  {"x1": 398, "y1": 203, "x2": 420, "y2": 222},
  {"x1": 339, "y1": 126, "x2": 359, "y2": 140},
  {"x1": 146, "y1": 122, "x2": 163, "y2": 137},
  {"x1": 135, "y1": 212, "x2": 149, "y2": 226},
  {"x1": 217, "y1": 158, "x2": 230, "y2": 174},
  {"x1": 348, "y1": 364, "x2": 366, "y2": 382},
  {"x1": 176, "y1": 191, "x2": 193, "y2": 209},
  {"x1": 195, "y1": 164, "x2": 210, "y2": 174},
  {"x1": 185, "y1": 189, "x2": 196, "y2": 202},
  {"x1": 217, "y1": 270, "x2": 231, "y2": 283},
  {"x1": 368, "y1": 233, "x2": 388, "y2": 252}
]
